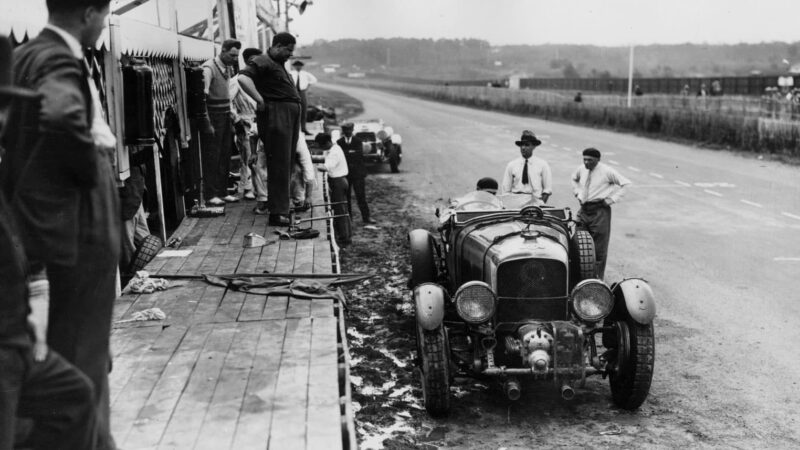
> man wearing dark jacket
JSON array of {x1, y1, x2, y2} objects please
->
[
  {"x1": 337, "y1": 123, "x2": 377, "y2": 224},
  {"x1": 0, "y1": 1, "x2": 119, "y2": 448}
]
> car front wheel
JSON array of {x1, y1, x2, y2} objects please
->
[
  {"x1": 417, "y1": 324, "x2": 450, "y2": 416},
  {"x1": 607, "y1": 319, "x2": 655, "y2": 410}
]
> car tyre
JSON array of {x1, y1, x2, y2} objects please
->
[
  {"x1": 570, "y1": 229, "x2": 596, "y2": 281},
  {"x1": 128, "y1": 234, "x2": 163, "y2": 274},
  {"x1": 409, "y1": 229, "x2": 436, "y2": 287},
  {"x1": 417, "y1": 324, "x2": 450, "y2": 416},
  {"x1": 607, "y1": 319, "x2": 655, "y2": 410}
]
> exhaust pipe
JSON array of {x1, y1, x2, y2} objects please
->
[
  {"x1": 560, "y1": 384, "x2": 575, "y2": 401},
  {"x1": 504, "y1": 378, "x2": 521, "y2": 401}
]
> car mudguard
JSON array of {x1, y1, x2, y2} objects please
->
[
  {"x1": 612, "y1": 278, "x2": 656, "y2": 325},
  {"x1": 414, "y1": 283, "x2": 446, "y2": 330}
]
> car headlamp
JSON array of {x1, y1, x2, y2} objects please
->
[
  {"x1": 570, "y1": 280, "x2": 614, "y2": 322},
  {"x1": 454, "y1": 281, "x2": 496, "y2": 324}
]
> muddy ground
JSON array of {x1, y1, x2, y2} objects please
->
[{"x1": 337, "y1": 171, "x2": 795, "y2": 450}]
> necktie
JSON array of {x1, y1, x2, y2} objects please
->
[
  {"x1": 296, "y1": 72, "x2": 301, "y2": 92},
  {"x1": 583, "y1": 169, "x2": 592, "y2": 202},
  {"x1": 521, "y1": 158, "x2": 529, "y2": 185}
]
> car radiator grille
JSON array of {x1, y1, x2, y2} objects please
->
[{"x1": 496, "y1": 258, "x2": 568, "y2": 321}]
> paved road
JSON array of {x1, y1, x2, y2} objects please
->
[{"x1": 325, "y1": 83, "x2": 800, "y2": 447}]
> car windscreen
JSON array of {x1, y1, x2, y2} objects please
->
[{"x1": 355, "y1": 132, "x2": 376, "y2": 142}]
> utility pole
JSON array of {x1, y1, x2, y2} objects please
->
[{"x1": 627, "y1": 45, "x2": 634, "y2": 108}]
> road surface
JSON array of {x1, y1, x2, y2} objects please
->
[{"x1": 324, "y1": 82, "x2": 800, "y2": 449}]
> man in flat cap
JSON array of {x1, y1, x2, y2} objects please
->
[
  {"x1": 571, "y1": 147, "x2": 632, "y2": 279},
  {"x1": 500, "y1": 130, "x2": 552, "y2": 205}
]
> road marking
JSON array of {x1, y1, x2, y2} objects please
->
[
  {"x1": 774, "y1": 257, "x2": 800, "y2": 262},
  {"x1": 704, "y1": 189, "x2": 723, "y2": 197},
  {"x1": 781, "y1": 212, "x2": 800, "y2": 221},
  {"x1": 740, "y1": 199, "x2": 763, "y2": 208},
  {"x1": 627, "y1": 166, "x2": 641, "y2": 172},
  {"x1": 694, "y1": 182, "x2": 736, "y2": 188},
  {"x1": 609, "y1": 160, "x2": 620, "y2": 165},
  {"x1": 649, "y1": 172, "x2": 664, "y2": 179},
  {"x1": 562, "y1": 146, "x2": 573, "y2": 151},
  {"x1": 674, "y1": 180, "x2": 691, "y2": 187}
]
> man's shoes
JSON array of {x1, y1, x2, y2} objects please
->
[
  {"x1": 207, "y1": 197, "x2": 224, "y2": 206},
  {"x1": 253, "y1": 202, "x2": 268, "y2": 215},
  {"x1": 223, "y1": 195, "x2": 239, "y2": 203},
  {"x1": 243, "y1": 190, "x2": 256, "y2": 200},
  {"x1": 268, "y1": 214, "x2": 291, "y2": 226},
  {"x1": 363, "y1": 218, "x2": 377, "y2": 225}
]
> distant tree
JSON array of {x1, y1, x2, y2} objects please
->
[{"x1": 563, "y1": 63, "x2": 580, "y2": 78}]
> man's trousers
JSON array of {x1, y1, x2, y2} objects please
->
[
  {"x1": 200, "y1": 112, "x2": 233, "y2": 199},
  {"x1": 328, "y1": 176, "x2": 351, "y2": 244},
  {"x1": 257, "y1": 102, "x2": 300, "y2": 216},
  {"x1": 346, "y1": 175, "x2": 370, "y2": 222},
  {"x1": 577, "y1": 202, "x2": 612, "y2": 279},
  {"x1": 0, "y1": 345, "x2": 96, "y2": 450}
]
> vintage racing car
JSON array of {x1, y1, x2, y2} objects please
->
[
  {"x1": 353, "y1": 119, "x2": 402, "y2": 172},
  {"x1": 408, "y1": 192, "x2": 656, "y2": 416}
]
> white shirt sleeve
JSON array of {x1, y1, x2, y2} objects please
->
[{"x1": 500, "y1": 161, "x2": 514, "y2": 195}]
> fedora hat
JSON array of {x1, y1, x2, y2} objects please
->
[
  {"x1": 515, "y1": 130, "x2": 541, "y2": 147},
  {"x1": 291, "y1": 60, "x2": 304, "y2": 67}
]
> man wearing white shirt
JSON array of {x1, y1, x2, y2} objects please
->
[
  {"x1": 290, "y1": 60, "x2": 317, "y2": 135},
  {"x1": 316, "y1": 133, "x2": 351, "y2": 244},
  {"x1": 570, "y1": 147, "x2": 632, "y2": 279},
  {"x1": 500, "y1": 130, "x2": 552, "y2": 205}
]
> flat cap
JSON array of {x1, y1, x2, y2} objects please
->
[{"x1": 582, "y1": 147, "x2": 601, "y2": 158}]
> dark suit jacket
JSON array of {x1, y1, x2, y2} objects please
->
[
  {"x1": 1, "y1": 28, "x2": 117, "y2": 266},
  {"x1": 337, "y1": 136, "x2": 365, "y2": 178}
]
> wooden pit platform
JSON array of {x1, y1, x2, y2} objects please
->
[{"x1": 110, "y1": 175, "x2": 356, "y2": 449}]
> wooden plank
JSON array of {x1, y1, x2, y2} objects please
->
[
  {"x1": 286, "y1": 297, "x2": 311, "y2": 319},
  {"x1": 266, "y1": 318, "x2": 312, "y2": 450},
  {"x1": 213, "y1": 290, "x2": 246, "y2": 323},
  {"x1": 111, "y1": 324, "x2": 188, "y2": 442},
  {"x1": 191, "y1": 285, "x2": 226, "y2": 324},
  {"x1": 157, "y1": 325, "x2": 237, "y2": 449},
  {"x1": 196, "y1": 244, "x2": 227, "y2": 277},
  {"x1": 158, "y1": 279, "x2": 207, "y2": 326},
  {"x1": 215, "y1": 202, "x2": 245, "y2": 246},
  {"x1": 293, "y1": 239, "x2": 315, "y2": 274},
  {"x1": 237, "y1": 247, "x2": 262, "y2": 275},
  {"x1": 274, "y1": 240, "x2": 297, "y2": 273},
  {"x1": 230, "y1": 320, "x2": 287, "y2": 449},
  {"x1": 310, "y1": 298, "x2": 334, "y2": 318},
  {"x1": 238, "y1": 293, "x2": 266, "y2": 322},
  {"x1": 312, "y1": 239, "x2": 333, "y2": 274},
  {"x1": 227, "y1": 206, "x2": 255, "y2": 247},
  {"x1": 256, "y1": 240, "x2": 279, "y2": 274},
  {"x1": 113, "y1": 295, "x2": 138, "y2": 323},
  {"x1": 121, "y1": 323, "x2": 213, "y2": 449},
  {"x1": 306, "y1": 317, "x2": 343, "y2": 450},
  {"x1": 110, "y1": 326, "x2": 163, "y2": 409},
  {"x1": 262, "y1": 296, "x2": 288, "y2": 320},
  {"x1": 194, "y1": 322, "x2": 262, "y2": 450},
  {"x1": 173, "y1": 217, "x2": 214, "y2": 276},
  {"x1": 215, "y1": 245, "x2": 244, "y2": 275}
]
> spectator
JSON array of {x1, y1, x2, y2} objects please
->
[
  {"x1": 697, "y1": 83, "x2": 708, "y2": 97},
  {"x1": 337, "y1": 122, "x2": 377, "y2": 225},
  {"x1": 290, "y1": 60, "x2": 318, "y2": 135},
  {"x1": 570, "y1": 148, "x2": 632, "y2": 279},
  {"x1": 0, "y1": 32, "x2": 98, "y2": 450},
  {"x1": 634, "y1": 84, "x2": 643, "y2": 96},
  {"x1": 201, "y1": 38, "x2": 241, "y2": 205},
  {"x1": 681, "y1": 84, "x2": 690, "y2": 96},
  {"x1": 711, "y1": 80, "x2": 723, "y2": 97},
  {"x1": 315, "y1": 132, "x2": 351, "y2": 244},
  {"x1": 574, "y1": 91, "x2": 583, "y2": 103},
  {"x1": 238, "y1": 32, "x2": 302, "y2": 226},
  {"x1": 500, "y1": 130, "x2": 552, "y2": 205},
  {"x1": 0, "y1": 2, "x2": 120, "y2": 448},
  {"x1": 230, "y1": 47, "x2": 262, "y2": 202},
  {"x1": 291, "y1": 132, "x2": 316, "y2": 211}
]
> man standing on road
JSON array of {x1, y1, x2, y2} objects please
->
[
  {"x1": 201, "y1": 39, "x2": 241, "y2": 205},
  {"x1": 237, "y1": 32, "x2": 301, "y2": 226},
  {"x1": 500, "y1": 130, "x2": 552, "y2": 205},
  {"x1": 0, "y1": 1, "x2": 120, "y2": 447},
  {"x1": 315, "y1": 132, "x2": 351, "y2": 244},
  {"x1": 571, "y1": 147, "x2": 632, "y2": 279},
  {"x1": 290, "y1": 60, "x2": 317, "y2": 135},
  {"x1": 337, "y1": 122, "x2": 377, "y2": 225}
]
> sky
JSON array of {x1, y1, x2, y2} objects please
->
[{"x1": 291, "y1": 0, "x2": 800, "y2": 47}]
